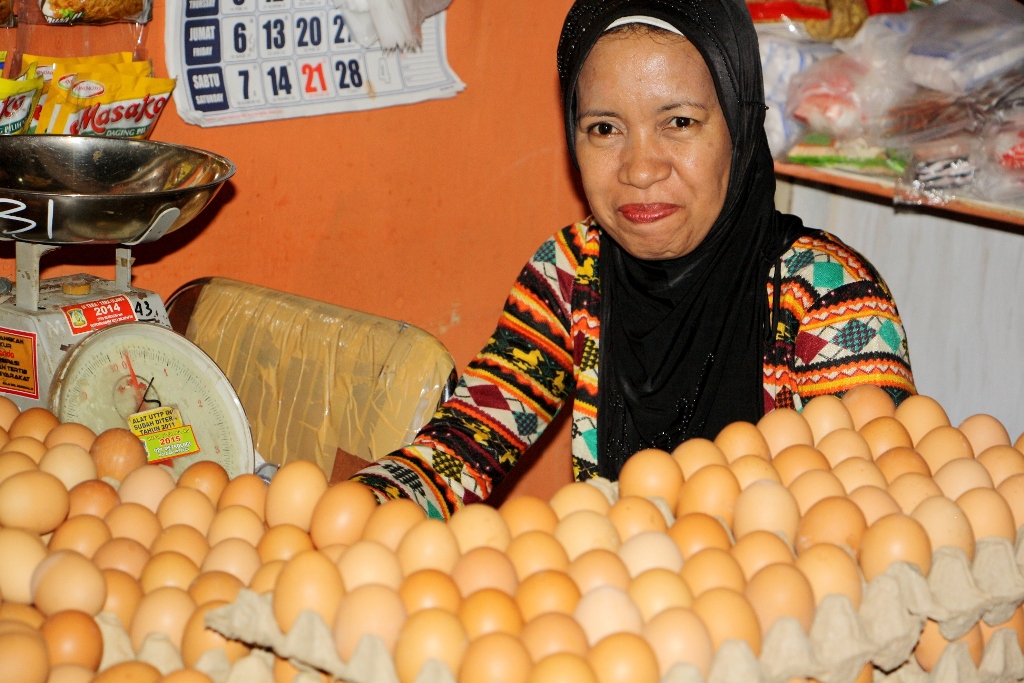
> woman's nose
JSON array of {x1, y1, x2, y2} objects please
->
[{"x1": 618, "y1": 133, "x2": 672, "y2": 189}]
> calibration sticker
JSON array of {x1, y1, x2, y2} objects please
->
[
  {"x1": 0, "y1": 327, "x2": 38, "y2": 399},
  {"x1": 129, "y1": 406, "x2": 202, "y2": 463},
  {"x1": 61, "y1": 295, "x2": 137, "y2": 335}
]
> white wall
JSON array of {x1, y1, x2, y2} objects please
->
[{"x1": 787, "y1": 183, "x2": 1024, "y2": 440}]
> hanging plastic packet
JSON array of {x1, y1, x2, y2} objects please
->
[
  {"x1": 0, "y1": 68, "x2": 45, "y2": 135},
  {"x1": 38, "y1": 0, "x2": 151, "y2": 25},
  {"x1": 35, "y1": 59, "x2": 151, "y2": 133},
  {"x1": 0, "y1": 51, "x2": 7, "y2": 74},
  {"x1": 20, "y1": 52, "x2": 135, "y2": 132},
  {"x1": 56, "y1": 71, "x2": 176, "y2": 138}
]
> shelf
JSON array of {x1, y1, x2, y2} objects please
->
[{"x1": 774, "y1": 161, "x2": 1024, "y2": 229}]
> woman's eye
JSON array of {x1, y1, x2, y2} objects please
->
[
  {"x1": 670, "y1": 117, "x2": 695, "y2": 129},
  {"x1": 590, "y1": 122, "x2": 615, "y2": 136}
]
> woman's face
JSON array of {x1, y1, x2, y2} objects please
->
[{"x1": 575, "y1": 29, "x2": 733, "y2": 260}]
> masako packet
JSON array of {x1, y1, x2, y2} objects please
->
[
  {"x1": 60, "y1": 72, "x2": 176, "y2": 139},
  {"x1": 20, "y1": 52, "x2": 135, "y2": 133},
  {"x1": 0, "y1": 71, "x2": 45, "y2": 135},
  {"x1": 35, "y1": 60, "x2": 152, "y2": 133}
]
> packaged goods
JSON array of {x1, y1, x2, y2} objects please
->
[
  {"x1": 38, "y1": 0, "x2": 151, "y2": 25},
  {"x1": 745, "y1": 0, "x2": 832, "y2": 23},
  {"x1": 0, "y1": 70, "x2": 45, "y2": 135},
  {"x1": 19, "y1": 52, "x2": 135, "y2": 133},
  {"x1": 61, "y1": 73, "x2": 176, "y2": 139},
  {"x1": 35, "y1": 60, "x2": 153, "y2": 134}
]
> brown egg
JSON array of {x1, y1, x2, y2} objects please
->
[
  {"x1": 48, "y1": 515, "x2": 110, "y2": 559},
  {"x1": 733, "y1": 480, "x2": 800, "y2": 543},
  {"x1": 691, "y1": 587, "x2": 762, "y2": 655},
  {"x1": 265, "y1": 460, "x2": 328, "y2": 531},
  {"x1": 911, "y1": 496, "x2": 975, "y2": 561},
  {"x1": 744, "y1": 562, "x2": 815, "y2": 633},
  {"x1": 156, "y1": 487, "x2": 215, "y2": 535},
  {"x1": 997, "y1": 474, "x2": 1024, "y2": 529},
  {"x1": 0, "y1": 628, "x2": 49, "y2": 683},
  {"x1": 507, "y1": 531, "x2": 570, "y2": 580},
  {"x1": 619, "y1": 449, "x2": 683, "y2": 509},
  {"x1": 1017, "y1": 432, "x2": 1024, "y2": 454},
  {"x1": 914, "y1": 619, "x2": 983, "y2": 672},
  {"x1": 801, "y1": 395, "x2": 855, "y2": 444},
  {"x1": 310, "y1": 481, "x2": 378, "y2": 549},
  {"x1": 448, "y1": 504, "x2": 512, "y2": 554},
  {"x1": 189, "y1": 570, "x2": 243, "y2": 605},
  {"x1": 520, "y1": 613, "x2": 590, "y2": 662},
  {"x1": 0, "y1": 603, "x2": 45, "y2": 628},
  {"x1": 94, "y1": 662, "x2": 161, "y2": 683},
  {"x1": 675, "y1": 464, "x2": 740, "y2": 526},
  {"x1": 0, "y1": 397, "x2": 20, "y2": 431},
  {"x1": 0, "y1": 451, "x2": 36, "y2": 485},
  {"x1": 256, "y1": 523, "x2": 313, "y2": 563},
  {"x1": 394, "y1": 609, "x2": 468, "y2": 683},
  {"x1": 164, "y1": 669, "x2": 218, "y2": 683},
  {"x1": 248, "y1": 560, "x2": 285, "y2": 595},
  {"x1": 362, "y1": 499, "x2": 428, "y2": 551},
  {"x1": 757, "y1": 409, "x2": 814, "y2": 457},
  {"x1": 917, "y1": 426, "x2": 974, "y2": 474},
  {"x1": 618, "y1": 531, "x2": 684, "y2": 578},
  {"x1": 847, "y1": 486, "x2": 902, "y2": 526},
  {"x1": 333, "y1": 584, "x2": 407, "y2": 660},
  {"x1": 957, "y1": 488, "x2": 1017, "y2": 542},
  {"x1": 554, "y1": 510, "x2": 620, "y2": 561},
  {"x1": 977, "y1": 446, "x2": 1024, "y2": 487},
  {"x1": 607, "y1": 497, "x2": 666, "y2": 542},
  {"x1": 628, "y1": 569, "x2": 693, "y2": 621},
  {"x1": 0, "y1": 528, "x2": 48, "y2": 603},
  {"x1": 46, "y1": 664, "x2": 96, "y2": 683},
  {"x1": 896, "y1": 396, "x2": 951, "y2": 446},
  {"x1": 794, "y1": 543, "x2": 862, "y2": 608},
  {"x1": 217, "y1": 474, "x2": 267, "y2": 521},
  {"x1": 151, "y1": 525, "x2": 208, "y2": 567},
  {"x1": 44, "y1": 423, "x2": 96, "y2": 452},
  {"x1": 181, "y1": 600, "x2": 250, "y2": 667},
  {"x1": 667, "y1": 513, "x2": 732, "y2": 559},
  {"x1": 795, "y1": 497, "x2": 866, "y2": 557},
  {"x1": 93, "y1": 537, "x2": 149, "y2": 579},
  {"x1": 499, "y1": 496, "x2": 558, "y2": 537},
  {"x1": 67, "y1": 480, "x2": 119, "y2": 519},
  {"x1": 118, "y1": 466, "x2": 175, "y2": 514},
  {"x1": 129, "y1": 586, "x2": 196, "y2": 650},
  {"x1": 516, "y1": 570, "x2": 580, "y2": 621},
  {"x1": 888, "y1": 473, "x2": 942, "y2": 515},
  {"x1": 89, "y1": 429, "x2": 147, "y2": 481},
  {"x1": 587, "y1": 632, "x2": 659, "y2": 683},
  {"x1": 934, "y1": 458, "x2": 994, "y2": 501},
  {"x1": 771, "y1": 445, "x2": 829, "y2": 487},
  {"x1": 875, "y1": 448, "x2": 930, "y2": 483},
  {"x1": 451, "y1": 547, "x2": 519, "y2": 597},
  {"x1": 528, "y1": 653, "x2": 597, "y2": 683},
  {"x1": 842, "y1": 385, "x2": 896, "y2": 430},
  {"x1": 338, "y1": 540, "x2": 403, "y2": 591},
  {"x1": 38, "y1": 445, "x2": 96, "y2": 491},
  {"x1": 176, "y1": 461, "x2": 229, "y2": 507},
  {"x1": 9, "y1": 408, "x2": 59, "y2": 442},
  {"x1": 459, "y1": 631, "x2": 532, "y2": 683},
  {"x1": 816, "y1": 429, "x2": 872, "y2": 468},
  {"x1": 140, "y1": 551, "x2": 200, "y2": 593},
  {"x1": 398, "y1": 519, "x2": 460, "y2": 575},
  {"x1": 858, "y1": 417, "x2": 913, "y2": 459},
  {"x1": 788, "y1": 469, "x2": 846, "y2": 515},
  {"x1": 550, "y1": 483, "x2": 611, "y2": 519},
  {"x1": 979, "y1": 605, "x2": 1024, "y2": 651},
  {"x1": 714, "y1": 422, "x2": 771, "y2": 462},
  {"x1": 2, "y1": 437, "x2": 46, "y2": 463},
  {"x1": 31, "y1": 551, "x2": 106, "y2": 616},
  {"x1": 202, "y1": 538, "x2": 261, "y2": 584},
  {"x1": 567, "y1": 549, "x2": 630, "y2": 594},
  {"x1": 958, "y1": 414, "x2": 1011, "y2": 456},
  {"x1": 832, "y1": 458, "x2": 888, "y2": 494},
  {"x1": 101, "y1": 569, "x2": 142, "y2": 630},
  {"x1": 105, "y1": 503, "x2": 162, "y2": 547},
  {"x1": 273, "y1": 656, "x2": 330, "y2": 683},
  {"x1": 400, "y1": 569, "x2": 462, "y2": 614},
  {"x1": 671, "y1": 438, "x2": 728, "y2": 479},
  {"x1": 40, "y1": 610, "x2": 102, "y2": 670},
  {"x1": 0, "y1": 470, "x2": 69, "y2": 533},
  {"x1": 273, "y1": 549, "x2": 344, "y2": 633},
  {"x1": 730, "y1": 455, "x2": 782, "y2": 489},
  {"x1": 573, "y1": 586, "x2": 643, "y2": 645},
  {"x1": 730, "y1": 530, "x2": 794, "y2": 581},
  {"x1": 680, "y1": 547, "x2": 745, "y2": 596},
  {"x1": 859, "y1": 514, "x2": 932, "y2": 580},
  {"x1": 644, "y1": 607, "x2": 713, "y2": 678}
]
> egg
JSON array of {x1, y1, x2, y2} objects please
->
[
  {"x1": 44, "y1": 423, "x2": 96, "y2": 452},
  {"x1": 451, "y1": 547, "x2": 519, "y2": 597},
  {"x1": 507, "y1": 531, "x2": 570, "y2": 580},
  {"x1": 671, "y1": 438, "x2": 727, "y2": 479},
  {"x1": 499, "y1": 496, "x2": 558, "y2": 537},
  {"x1": 89, "y1": 429, "x2": 146, "y2": 481},
  {"x1": 730, "y1": 530, "x2": 794, "y2": 580},
  {"x1": 859, "y1": 514, "x2": 932, "y2": 580},
  {"x1": 627, "y1": 568, "x2": 693, "y2": 621},
  {"x1": 0, "y1": 396, "x2": 20, "y2": 430},
  {"x1": 31, "y1": 551, "x2": 106, "y2": 616},
  {"x1": 39, "y1": 610, "x2": 102, "y2": 670},
  {"x1": 858, "y1": 417, "x2": 914, "y2": 459},
  {"x1": 520, "y1": 613, "x2": 589, "y2": 661},
  {"x1": 675, "y1": 464, "x2": 740, "y2": 526},
  {"x1": 92, "y1": 538, "x2": 149, "y2": 579},
  {"x1": 643, "y1": 607, "x2": 713, "y2": 677},
  {"x1": 957, "y1": 488, "x2": 1017, "y2": 542},
  {"x1": 393, "y1": 609, "x2": 469, "y2": 683},
  {"x1": 93, "y1": 662, "x2": 161, "y2": 683},
  {"x1": 319, "y1": 542, "x2": 347, "y2": 563},
  {"x1": 744, "y1": 562, "x2": 815, "y2": 633},
  {"x1": 801, "y1": 395, "x2": 855, "y2": 444},
  {"x1": 217, "y1": 473, "x2": 268, "y2": 521},
  {"x1": 151, "y1": 524, "x2": 209, "y2": 567},
  {"x1": 732, "y1": 480, "x2": 800, "y2": 543},
  {"x1": 788, "y1": 469, "x2": 847, "y2": 515},
  {"x1": 874, "y1": 448, "x2": 930, "y2": 483},
  {"x1": 274, "y1": 656, "x2": 328, "y2": 683},
  {"x1": 181, "y1": 600, "x2": 250, "y2": 667},
  {"x1": 273, "y1": 549, "x2": 344, "y2": 633},
  {"x1": 550, "y1": 483, "x2": 611, "y2": 519},
  {"x1": 714, "y1": 422, "x2": 771, "y2": 462},
  {"x1": 528, "y1": 653, "x2": 597, "y2": 683},
  {"x1": 0, "y1": 451, "x2": 36, "y2": 484},
  {"x1": 265, "y1": 460, "x2": 328, "y2": 531},
  {"x1": 573, "y1": 586, "x2": 643, "y2": 645},
  {"x1": 9, "y1": 408, "x2": 58, "y2": 442},
  {"x1": 757, "y1": 409, "x2": 814, "y2": 457},
  {"x1": 587, "y1": 632, "x2": 659, "y2": 683},
  {"x1": 0, "y1": 470, "x2": 69, "y2": 533},
  {"x1": 997, "y1": 474, "x2": 1024, "y2": 529},
  {"x1": 914, "y1": 618, "x2": 983, "y2": 671},
  {"x1": 395, "y1": 519, "x2": 462, "y2": 579},
  {"x1": 794, "y1": 543, "x2": 863, "y2": 608},
  {"x1": 48, "y1": 515, "x2": 111, "y2": 559},
  {"x1": 162, "y1": 668, "x2": 216, "y2": 683},
  {"x1": 618, "y1": 449, "x2": 683, "y2": 509},
  {"x1": 841, "y1": 385, "x2": 896, "y2": 430},
  {"x1": 188, "y1": 570, "x2": 243, "y2": 605},
  {"x1": 691, "y1": 587, "x2": 762, "y2": 655},
  {"x1": 979, "y1": 605, "x2": 1024, "y2": 650},
  {"x1": 118, "y1": 466, "x2": 175, "y2": 513},
  {"x1": 516, "y1": 570, "x2": 580, "y2": 621},
  {"x1": 567, "y1": 549, "x2": 630, "y2": 594},
  {"x1": 176, "y1": 461, "x2": 229, "y2": 506},
  {"x1": 847, "y1": 486, "x2": 902, "y2": 525},
  {"x1": 360, "y1": 499, "x2": 428, "y2": 551},
  {"x1": 248, "y1": 560, "x2": 285, "y2": 595},
  {"x1": 101, "y1": 569, "x2": 142, "y2": 629},
  {"x1": 309, "y1": 481, "x2": 378, "y2": 549},
  {"x1": 771, "y1": 445, "x2": 829, "y2": 487},
  {"x1": 458, "y1": 631, "x2": 532, "y2": 683},
  {"x1": 37, "y1": 445, "x2": 96, "y2": 492},
  {"x1": 400, "y1": 569, "x2": 462, "y2": 614},
  {"x1": 666, "y1": 513, "x2": 731, "y2": 559},
  {"x1": 911, "y1": 496, "x2": 975, "y2": 561},
  {"x1": 202, "y1": 538, "x2": 261, "y2": 584},
  {"x1": 2, "y1": 437, "x2": 46, "y2": 463},
  {"x1": 730, "y1": 454, "x2": 782, "y2": 489},
  {"x1": 448, "y1": 503, "x2": 512, "y2": 554},
  {"x1": 895, "y1": 396, "x2": 951, "y2": 446},
  {"x1": 67, "y1": 480, "x2": 119, "y2": 519},
  {"x1": 554, "y1": 510, "x2": 620, "y2": 561},
  {"x1": 795, "y1": 497, "x2": 866, "y2": 557},
  {"x1": 607, "y1": 497, "x2": 666, "y2": 542},
  {"x1": 816, "y1": 429, "x2": 872, "y2": 469},
  {"x1": 46, "y1": 664, "x2": 96, "y2": 683},
  {"x1": 680, "y1": 547, "x2": 745, "y2": 597},
  {"x1": 916, "y1": 426, "x2": 974, "y2": 474},
  {"x1": 618, "y1": 531, "x2": 682, "y2": 577},
  {"x1": 958, "y1": 414, "x2": 1011, "y2": 456},
  {"x1": 157, "y1": 487, "x2": 216, "y2": 535},
  {"x1": 933, "y1": 458, "x2": 994, "y2": 501},
  {"x1": 140, "y1": 551, "x2": 199, "y2": 593},
  {"x1": 338, "y1": 540, "x2": 403, "y2": 591},
  {"x1": 105, "y1": 503, "x2": 162, "y2": 547},
  {"x1": 0, "y1": 627, "x2": 49, "y2": 683},
  {"x1": 0, "y1": 603, "x2": 45, "y2": 628},
  {"x1": 888, "y1": 472, "x2": 942, "y2": 515},
  {"x1": 256, "y1": 523, "x2": 313, "y2": 563},
  {"x1": 129, "y1": 586, "x2": 196, "y2": 650},
  {"x1": 977, "y1": 446, "x2": 1024, "y2": 487},
  {"x1": 832, "y1": 458, "x2": 888, "y2": 494}
]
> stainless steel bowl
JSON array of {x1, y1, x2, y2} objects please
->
[{"x1": 0, "y1": 136, "x2": 235, "y2": 245}]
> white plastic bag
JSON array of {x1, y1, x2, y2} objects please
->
[{"x1": 332, "y1": 0, "x2": 452, "y2": 50}]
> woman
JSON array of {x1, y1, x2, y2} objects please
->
[{"x1": 353, "y1": 0, "x2": 914, "y2": 518}]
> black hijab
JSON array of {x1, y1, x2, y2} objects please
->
[{"x1": 557, "y1": 0, "x2": 809, "y2": 477}]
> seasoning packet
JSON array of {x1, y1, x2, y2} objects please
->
[
  {"x1": 36, "y1": 60, "x2": 152, "y2": 133},
  {"x1": 20, "y1": 53, "x2": 136, "y2": 133},
  {"x1": 38, "y1": 0, "x2": 151, "y2": 25},
  {"x1": 0, "y1": 70, "x2": 45, "y2": 135},
  {"x1": 58, "y1": 72, "x2": 176, "y2": 139}
]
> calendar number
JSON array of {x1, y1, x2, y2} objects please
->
[
  {"x1": 334, "y1": 58, "x2": 363, "y2": 89},
  {"x1": 301, "y1": 62, "x2": 327, "y2": 93},
  {"x1": 233, "y1": 22, "x2": 247, "y2": 52},
  {"x1": 266, "y1": 64, "x2": 293, "y2": 95},
  {"x1": 263, "y1": 18, "x2": 286, "y2": 50},
  {"x1": 296, "y1": 16, "x2": 321, "y2": 47}
]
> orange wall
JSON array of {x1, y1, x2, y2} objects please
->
[{"x1": 1, "y1": 0, "x2": 587, "y2": 499}]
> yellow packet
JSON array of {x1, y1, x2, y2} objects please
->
[
  {"x1": 63, "y1": 74, "x2": 176, "y2": 139},
  {"x1": 36, "y1": 63, "x2": 152, "y2": 134},
  {"x1": 0, "y1": 51, "x2": 8, "y2": 76},
  {"x1": 0, "y1": 74, "x2": 46, "y2": 135},
  {"x1": 22, "y1": 53, "x2": 136, "y2": 133}
]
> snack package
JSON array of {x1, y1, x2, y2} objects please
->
[
  {"x1": 786, "y1": 131, "x2": 907, "y2": 176},
  {"x1": 38, "y1": 0, "x2": 151, "y2": 25},
  {"x1": 0, "y1": 71, "x2": 45, "y2": 135},
  {"x1": 0, "y1": 51, "x2": 7, "y2": 76},
  {"x1": 58, "y1": 72, "x2": 175, "y2": 138},
  {"x1": 745, "y1": 0, "x2": 832, "y2": 23},
  {"x1": 19, "y1": 52, "x2": 135, "y2": 132},
  {"x1": 35, "y1": 59, "x2": 151, "y2": 133}
]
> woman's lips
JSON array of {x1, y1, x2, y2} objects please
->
[{"x1": 617, "y1": 203, "x2": 680, "y2": 224}]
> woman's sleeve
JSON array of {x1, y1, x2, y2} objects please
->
[{"x1": 351, "y1": 234, "x2": 576, "y2": 519}]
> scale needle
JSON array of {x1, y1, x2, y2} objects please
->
[{"x1": 123, "y1": 352, "x2": 145, "y2": 409}]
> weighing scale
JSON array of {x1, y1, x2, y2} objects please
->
[{"x1": 0, "y1": 136, "x2": 255, "y2": 478}]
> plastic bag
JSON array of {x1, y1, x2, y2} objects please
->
[
  {"x1": 331, "y1": 0, "x2": 452, "y2": 50},
  {"x1": 0, "y1": 68, "x2": 45, "y2": 134},
  {"x1": 745, "y1": 0, "x2": 831, "y2": 23},
  {"x1": 786, "y1": 131, "x2": 907, "y2": 176}
]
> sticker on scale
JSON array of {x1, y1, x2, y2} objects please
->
[
  {"x1": 61, "y1": 295, "x2": 137, "y2": 335},
  {"x1": 0, "y1": 327, "x2": 38, "y2": 399},
  {"x1": 129, "y1": 406, "x2": 203, "y2": 463}
]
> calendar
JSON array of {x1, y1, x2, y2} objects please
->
[{"x1": 165, "y1": 0, "x2": 464, "y2": 127}]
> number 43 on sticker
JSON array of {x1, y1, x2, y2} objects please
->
[{"x1": 298, "y1": 57, "x2": 334, "y2": 99}]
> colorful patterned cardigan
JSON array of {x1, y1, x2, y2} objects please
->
[{"x1": 352, "y1": 220, "x2": 916, "y2": 519}]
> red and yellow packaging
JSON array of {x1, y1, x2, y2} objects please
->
[
  {"x1": 57, "y1": 72, "x2": 176, "y2": 139},
  {"x1": 0, "y1": 68, "x2": 45, "y2": 136},
  {"x1": 36, "y1": 61, "x2": 152, "y2": 134},
  {"x1": 20, "y1": 52, "x2": 135, "y2": 133}
]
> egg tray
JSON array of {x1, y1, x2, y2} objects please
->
[{"x1": 194, "y1": 478, "x2": 1024, "y2": 683}]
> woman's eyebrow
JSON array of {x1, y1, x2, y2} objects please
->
[
  {"x1": 577, "y1": 108, "x2": 620, "y2": 120},
  {"x1": 659, "y1": 99, "x2": 709, "y2": 112}
]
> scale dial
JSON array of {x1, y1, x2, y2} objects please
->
[{"x1": 50, "y1": 322, "x2": 254, "y2": 478}]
